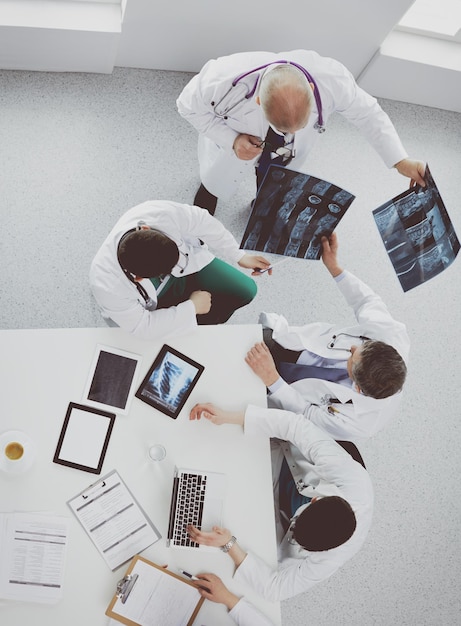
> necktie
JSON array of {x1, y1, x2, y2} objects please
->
[
  {"x1": 278, "y1": 456, "x2": 311, "y2": 533},
  {"x1": 279, "y1": 361, "x2": 350, "y2": 384},
  {"x1": 256, "y1": 126, "x2": 286, "y2": 186}
]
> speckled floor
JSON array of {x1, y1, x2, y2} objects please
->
[{"x1": 1, "y1": 67, "x2": 461, "y2": 625}]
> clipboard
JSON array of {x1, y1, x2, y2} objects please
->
[
  {"x1": 67, "y1": 470, "x2": 161, "y2": 571},
  {"x1": 106, "y1": 555, "x2": 204, "y2": 626}
]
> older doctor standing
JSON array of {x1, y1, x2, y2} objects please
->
[
  {"x1": 177, "y1": 49, "x2": 426, "y2": 214},
  {"x1": 89, "y1": 201, "x2": 271, "y2": 340}
]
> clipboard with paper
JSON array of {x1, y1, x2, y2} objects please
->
[
  {"x1": 67, "y1": 470, "x2": 161, "y2": 571},
  {"x1": 106, "y1": 555, "x2": 204, "y2": 626}
]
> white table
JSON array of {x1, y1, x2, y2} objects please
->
[{"x1": 0, "y1": 325, "x2": 281, "y2": 626}]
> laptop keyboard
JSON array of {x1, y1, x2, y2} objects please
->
[{"x1": 173, "y1": 473, "x2": 207, "y2": 547}]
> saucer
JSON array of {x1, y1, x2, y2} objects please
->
[{"x1": 0, "y1": 430, "x2": 37, "y2": 475}]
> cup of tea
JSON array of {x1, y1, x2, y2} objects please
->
[{"x1": 0, "y1": 430, "x2": 36, "y2": 474}]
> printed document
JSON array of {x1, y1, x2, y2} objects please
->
[
  {"x1": 68, "y1": 469, "x2": 160, "y2": 570},
  {"x1": 0, "y1": 511, "x2": 70, "y2": 604}
]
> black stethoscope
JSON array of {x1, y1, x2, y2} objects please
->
[
  {"x1": 327, "y1": 332, "x2": 371, "y2": 351},
  {"x1": 117, "y1": 222, "x2": 189, "y2": 307},
  {"x1": 211, "y1": 60, "x2": 325, "y2": 133}
]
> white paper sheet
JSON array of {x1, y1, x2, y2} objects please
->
[
  {"x1": 67, "y1": 470, "x2": 161, "y2": 570},
  {"x1": 110, "y1": 559, "x2": 201, "y2": 626},
  {"x1": 0, "y1": 512, "x2": 70, "y2": 604}
]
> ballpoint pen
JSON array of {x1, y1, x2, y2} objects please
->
[
  {"x1": 178, "y1": 568, "x2": 199, "y2": 581},
  {"x1": 255, "y1": 257, "x2": 291, "y2": 273}
]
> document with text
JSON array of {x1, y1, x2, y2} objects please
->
[
  {"x1": 0, "y1": 511, "x2": 70, "y2": 604},
  {"x1": 68, "y1": 469, "x2": 161, "y2": 570}
]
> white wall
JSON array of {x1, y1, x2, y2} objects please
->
[
  {"x1": 115, "y1": 0, "x2": 415, "y2": 76},
  {"x1": 358, "y1": 30, "x2": 461, "y2": 113},
  {"x1": 0, "y1": 0, "x2": 415, "y2": 76},
  {"x1": 0, "y1": 0, "x2": 121, "y2": 73},
  {"x1": 1, "y1": 0, "x2": 460, "y2": 113}
]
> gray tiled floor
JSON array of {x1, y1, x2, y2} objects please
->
[{"x1": 1, "y1": 67, "x2": 461, "y2": 625}]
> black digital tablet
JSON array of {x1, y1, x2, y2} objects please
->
[{"x1": 135, "y1": 345, "x2": 205, "y2": 419}]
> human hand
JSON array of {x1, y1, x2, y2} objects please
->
[
  {"x1": 189, "y1": 290, "x2": 212, "y2": 315},
  {"x1": 245, "y1": 342, "x2": 279, "y2": 387},
  {"x1": 238, "y1": 254, "x2": 272, "y2": 276},
  {"x1": 187, "y1": 524, "x2": 232, "y2": 548},
  {"x1": 321, "y1": 232, "x2": 343, "y2": 277},
  {"x1": 194, "y1": 573, "x2": 239, "y2": 610},
  {"x1": 394, "y1": 158, "x2": 426, "y2": 187},
  {"x1": 189, "y1": 403, "x2": 245, "y2": 426},
  {"x1": 233, "y1": 134, "x2": 264, "y2": 160}
]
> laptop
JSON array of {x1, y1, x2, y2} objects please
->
[{"x1": 166, "y1": 467, "x2": 226, "y2": 548}]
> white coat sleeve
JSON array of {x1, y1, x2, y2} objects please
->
[
  {"x1": 322, "y1": 58, "x2": 407, "y2": 168},
  {"x1": 336, "y1": 271, "x2": 410, "y2": 361},
  {"x1": 177, "y1": 71, "x2": 240, "y2": 152},
  {"x1": 177, "y1": 203, "x2": 246, "y2": 265},
  {"x1": 229, "y1": 598, "x2": 276, "y2": 626},
  {"x1": 232, "y1": 405, "x2": 372, "y2": 600}
]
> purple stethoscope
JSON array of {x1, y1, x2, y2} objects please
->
[{"x1": 211, "y1": 60, "x2": 325, "y2": 133}]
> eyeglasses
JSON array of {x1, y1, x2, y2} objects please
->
[
  {"x1": 256, "y1": 139, "x2": 295, "y2": 163},
  {"x1": 327, "y1": 332, "x2": 371, "y2": 351}
]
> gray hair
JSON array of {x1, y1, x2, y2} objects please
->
[{"x1": 259, "y1": 65, "x2": 313, "y2": 131}]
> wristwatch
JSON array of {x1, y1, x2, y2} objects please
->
[{"x1": 220, "y1": 535, "x2": 237, "y2": 553}]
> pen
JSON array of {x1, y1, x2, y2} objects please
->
[
  {"x1": 255, "y1": 257, "x2": 291, "y2": 273},
  {"x1": 178, "y1": 568, "x2": 199, "y2": 580}
]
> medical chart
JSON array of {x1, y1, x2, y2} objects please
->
[
  {"x1": 241, "y1": 165, "x2": 355, "y2": 260},
  {"x1": 0, "y1": 511, "x2": 70, "y2": 604},
  {"x1": 373, "y1": 164, "x2": 460, "y2": 292},
  {"x1": 106, "y1": 556, "x2": 203, "y2": 626},
  {"x1": 67, "y1": 470, "x2": 160, "y2": 570}
]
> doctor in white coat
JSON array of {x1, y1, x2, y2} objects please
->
[
  {"x1": 89, "y1": 201, "x2": 271, "y2": 340},
  {"x1": 177, "y1": 49, "x2": 426, "y2": 213},
  {"x1": 188, "y1": 402, "x2": 373, "y2": 601},
  {"x1": 246, "y1": 232, "x2": 410, "y2": 441}
]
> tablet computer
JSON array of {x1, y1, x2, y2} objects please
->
[
  {"x1": 135, "y1": 345, "x2": 204, "y2": 419},
  {"x1": 82, "y1": 345, "x2": 142, "y2": 415},
  {"x1": 53, "y1": 402, "x2": 115, "y2": 474}
]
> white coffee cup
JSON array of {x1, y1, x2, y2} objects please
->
[{"x1": 0, "y1": 430, "x2": 36, "y2": 474}]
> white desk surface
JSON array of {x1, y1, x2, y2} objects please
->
[{"x1": 0, "y1": 325, "x2": 281, "y2": 626}]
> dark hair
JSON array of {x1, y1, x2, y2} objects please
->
[
  {"x1": 293, "y1": 496, "x2": 356, "y2": 551},
  {"x1": 352, "y1": 340, "x2": 407, "y2": 399},
  {"x1": 118, "y1": 229, "x2": 179, "y2": 278}
]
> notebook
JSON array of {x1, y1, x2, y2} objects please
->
[{"x1": 166, "y1": 467, "x2": 226, "y2": 548}]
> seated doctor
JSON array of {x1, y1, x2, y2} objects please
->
[
  {"x1": 177, "y1": 49, "x2": 426, "y2": 214},
  {"x1": 246, "y1": 232, "x2": 410, "y2": 442},
  {"x1": 195, "y1": 573, "x2": 275, "y2": 626},
  {"x1": 188, "y1": 402, "x2": 373, "y2": 601},
  {"x1": 89, "y1": 200, "x2": 271, "y2": 340}
]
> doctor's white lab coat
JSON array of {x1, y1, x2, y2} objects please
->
[
  {"x1": 260, "y1": 270, "x2": 410, "y2": 441},
  {"x1": 232, "y1": 405, "x2": 373, "y2": 601},
  {"x1": 89, "y1": 201, "x2": 245, "y2": 340},
  {"x1": 177, "y1": 50, "x2": 408, "y2": 199}
]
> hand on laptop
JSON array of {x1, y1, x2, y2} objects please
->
[
  {"x1": 189, "y1": 403, "x2": 244, "y2": 426},
  {"x1": 187, "y1": 524, "x2": 232, "y2": 547}
]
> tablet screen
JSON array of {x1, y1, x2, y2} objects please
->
[{"x1": 135, "y1": 345, "x2": 204, "y2": 419}]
